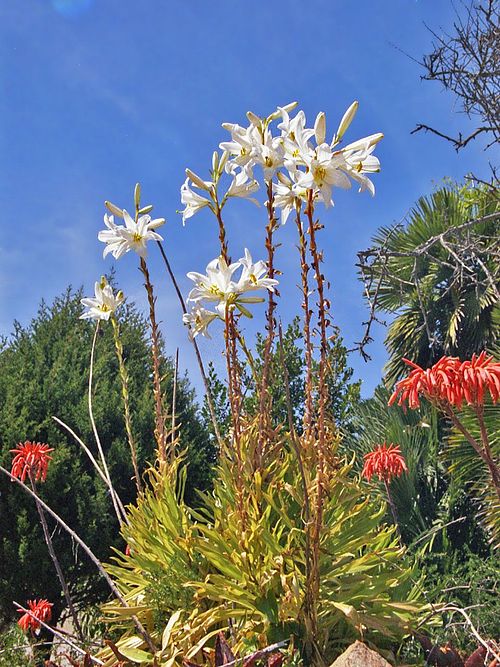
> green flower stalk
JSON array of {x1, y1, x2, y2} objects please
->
[
  {"x1": 140, "y1": 256, "x2": 168, "y2": 464},
  {"x1": 111, "y1": 315, "x2": 142, "y2": 494}
]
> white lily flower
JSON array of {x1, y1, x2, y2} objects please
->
[
  {"x1": 220, "y1": 123, "x2": 258, "y2": 173},
  {"x1": 339, "y1": 134, "x2": 383, "y2": 195},
  {"x1": 251, "y1": 131, "x2": 285, "y2": 180},
  {"x1": 237, "y1": 248, "x2": 279, "y2": 292},
  {"x1": 273, "y1": 174, "x2": 308, "y2": 224},
  {"x1": 182, "y1": 305, "x2": 219, "y2": 339},
  {"x1": 186, "y1": 256, "x2": 241, "y2": 305},
  {"x1": 277, "y1": 107, "x2": 314, "y2": 169},
  {"x1": 298, "y1": 144, "x2": 351, "y2": 207},
  {"x1": 186, "y1": 251, "x2": 279, "y2": 321},
  {"x1": 226, "y1": 168, "x2": 260, "y2": 203},
  {"x1": 180, "y1": 177, "x2": 212, "y2": 225},
  {"x1": 98, "y1": 210, "x2": 165, "y2": 259},
  {"x1": 80, "y1": 280, "x2": 124, "y2": 321}
]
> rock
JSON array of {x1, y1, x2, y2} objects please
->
[{"x1": 329, "y1": 641, "x2": 392, "y2": 667}]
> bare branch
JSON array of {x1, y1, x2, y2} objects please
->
[{"x1": 414, "y1": 0, "x2": 500, "y2": 153}]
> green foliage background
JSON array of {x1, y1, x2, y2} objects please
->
[{"x1": 0, "y1": 287, "x2": 215, "y2": 627}]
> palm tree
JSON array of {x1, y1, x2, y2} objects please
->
[{"x1": 359, "y1": 183, "x2": 499, "y2": 386}]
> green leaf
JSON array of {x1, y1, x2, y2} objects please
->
[{"x1": 118, "y1": 646, "x2": 153, "y2": 663}]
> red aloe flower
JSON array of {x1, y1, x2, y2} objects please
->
[
  {"x1": 458, "y1": 351, "x2": 500, "y2": 407},
  {"x1": 362, "y1": 443, "x2": 408, "y2": 482},
  {"x1": 389, "y1": 353, "x2": 500, "y2": 411},
  {"x1": 10, "y1": 441, "x2": 54, "y2": 483},
  {"x1": 17, "y1": 598, "x2": 53, "y2": 632},
  {"x1": 388, "y1": 356, "x2": 461, "y2": 409}
]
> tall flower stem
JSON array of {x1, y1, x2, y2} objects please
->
[
  {"x1": 214, "y1": 201, "x2": 230, "y2": 264},
  {"x1": 257, "y1": 180, "x2": 279, "y2": 465},
  {"x1": 29, "y1": 475, "x2": 84, "y2": 641},
  {"x1": 2, "y1": 466, "x2": 157, "y2": 656},
  {"x1": 235, "y1": 329, "x2": 259, "y2": 387},
  {"x1": 213, "y1": 197, "x2": 243, "y2": 450},
  {"x1": 277, "y1": 324, "x2": 315, "y2": 647},
  {"x1": 224, "y1": 307, "x2": 245, "y2": 528},
  {"x1": 155, "y1": 240, "x2": 223, "y2": 450},
  {"x1": 383, "y1": 478, "x2": 402, "y2": 539},
  {"x1": 52, "y1": 415, "x2": 127, "y2": 518},
  {"x1": 139, "y1": 257, "x2": 167, "y2": 464},
  {"x1": 295, "y1": 203, "x2": 313, "y2": 437},
  {"x1": 305, "y1": 189, "x2": 329, "y2": 640},
  {"x1": 111, "y1": 316, "x2": 142, "y2": 494},
  {"x1": 171, "y1": 348, "x2": 179, "y2": 462},
  {"x1": 88, "y1": 324, "x2": 127, "y2": 525}
]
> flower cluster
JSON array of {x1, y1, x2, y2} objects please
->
[
  {"x1": 362, "y1": 443, "x2": 408, "y2": 482},
  {"x1": 183, "y1": 249, "x2": 278, "y2": 338},
  {"x1": 11, "y1": 441, "x2": 54, "y2": 483},
  {"x1": 80, "y1": 276, "x2": 124, "y2": 322},
  {"x1": 180, "y1": 101, "x2": 382, "y2": 225},
  {"x1": 17, "y1": 599, "x2": 53, "y2": 632},
  {"x1": 389, "y1": 352, "x2": 500, "y2": 411}
]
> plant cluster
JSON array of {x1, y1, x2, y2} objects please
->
[{"x1": 1, "y1": 102, "x2": 498, "y2": 667}]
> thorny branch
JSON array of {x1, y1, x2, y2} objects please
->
[{"x1": 353, "y1": 209, "x2": 499, "y2": 360}]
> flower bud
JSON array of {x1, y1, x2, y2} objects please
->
[
  {"x1": 100, "y1": 275, "x2": 107, "y2": 288},
  {"x1": 212, "y1": 151, "x2": 219, "y2": 174},
  {"x1": 105, "y1": 201, "x2": 124, "y2": 217},
  {"x1": 186, "y1": 168, "x2": 210, "y2": 191},
  {"x1": 134, "y1": 183, "x2": 141, "y2": 208},
  {"x1": 268, "y1": 101, "x2": 298, "y2": 121},
  {"x1": 334, "y1": 101, "x2": 358, "y2": 144},
  {"x1": 314, "y1": 111, "x2": 326, "y2": 145},
  {"x1": 219, "y1": 150, "x2": 229, "y2": 173},
  {"x1": 277, "y1": 171, "x2": 291, "y2": 185},
  {"x1": 246, "y1": 110, "x2": 261, "y2": 127}
]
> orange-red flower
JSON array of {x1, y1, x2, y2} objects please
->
[
  {"x1": 458, "y1": 351, "x2": 500, "y2": 407},
  {"x1": 388, "y1": 352, "x2": 500, "y2": 411},
  {"x1": 362, "y1": 443, "x2": 408, "y2": 482},
  {"x1": 10, "y1": 441, "x2": 54, "y2": 483},
  {"x1": 17, "y1": 598, "x2": 53, "y2": 632}
]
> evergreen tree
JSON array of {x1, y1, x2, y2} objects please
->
[{"x1": 0, "y1": 287, "x2": 215, "y2": 626}]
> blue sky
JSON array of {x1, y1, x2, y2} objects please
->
[{"x1": 0, "y1": 1, "x2": 492, "y2": 399}]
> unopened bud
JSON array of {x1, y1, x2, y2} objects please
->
[
  {"x1": 314, "y1": 112, "x2": 326, "y2": 145},
  {"x1": 186, "y1": 168, "x2": 210, "y2": 191},
  {"x1": 246, "y1": 110, "x2": 261, "y2": 127},
  {"x1": 117, "y1": 290, "x2": 124, "y2": 301},
  {"x1": 268, "y1": 101, "x2": 298, "y2": 122},
  {"x1": 212, "y1": 151, "x2": 219, "y2": 174},
  {"x1": 277, "y1": 171, "x2": 291, "y2": 185},
  {"x1": 219, "y1": 150, "x2": 229, "y2": 173},
  {"x1": 134, "y1": 183, "x2": 141, "y2": 209},
  {"x1": 100, "y1": 275, "x2": 107, "y2": 289},
  {"x1": 104, "y1": 201, "x2": 124, "y2": 217},
  {"x1": 334, "y1": 101, "x2": 358, "y2": 144}
]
